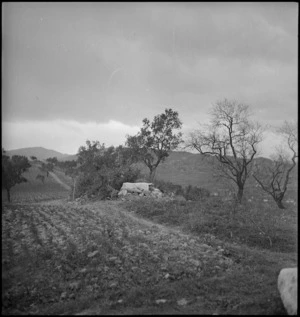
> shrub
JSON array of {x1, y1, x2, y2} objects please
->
[
  {"x1": 110, "y1": 167, "x2": 141, "y2": 191},
  {"x1": 75, "y1": 166, "x2": 141, "y2": 200},
  {"x1": 184, "y1": 185, "x2": 210, "y2": 201},
  {"x1": 153, "y1": 180, "x2": 210, "y2": 201},
  {"x1": 153, "y1": 179, "x2": 185, "y2": 196}
]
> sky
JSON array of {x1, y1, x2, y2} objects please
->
[{"x1": 2, "y1": 2, "x2": 298, "y2": 157}]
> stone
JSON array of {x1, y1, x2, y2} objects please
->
[
  {"x1": 151, "y1": 188, "x2": 163, "y2": 198},
  {"x1": 120, "y1": 182, "x2": 153, "y2": 193},
  {"x1": 109, "y1": 282, "x2": 118, "y2": 288},
  {"x1": 278, "y1": 267, "x2": 297, "y2": 315},
  {"x1": 164, "y1": 273, "x2": 170, "y2": 279},
  {"x1": 118, "y1": 189, "x2": 127, "y2": 196},
  {"x1": 68, "y1": 281, "x2": 80, "y2": 290},
  {"x1": 87, "y1": 250, "x2": 99, "y2": 258},
  {"x1": 156, "y1": 299, "x2": 167, "y2": 304},
  {"x1": 177, "y1": 298, "x2": 188, "y2": 306}
]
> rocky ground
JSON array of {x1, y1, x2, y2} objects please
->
[{"x1": 3, "y1": 198, "x2": 245, "y2": 315}]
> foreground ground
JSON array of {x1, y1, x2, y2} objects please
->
[{"x1": 2, "y1": 196, "x2": 296, "y2": 315}]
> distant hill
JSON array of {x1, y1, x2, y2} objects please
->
[
  {"x1": 137, "y1": 151, "x2": 297, "y2": 196},
  {"x1": 5, "y1": 147, "x2": 77, "y2": 161}
]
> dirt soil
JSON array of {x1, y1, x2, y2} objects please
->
[
  {"x1": 2, "y1": 198, "x2": 239, "y2": 315},
  {"x1": 2, "y1": 172, "x2": 293, "y2": 315}
]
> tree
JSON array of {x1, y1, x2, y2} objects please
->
[
  {"x1": 30, "y1": 156, "x2": 37, "y2": 161},
  {"x1": 39, "y1": 162, "x2": 54, "y2": 177},
  {"x1": 186, "y1": 99, "x2": 264, "y2": 203},
  {"x1": 76, "y1": 141, "x2": 140, "y2": 199},
  {"x1": 253, "y1": 121, "x2": 298, "y2": 209},
  {"x1": 46, "y1": 157, "x2": 58, "y2": 165},
  {"x1": 126, "y1": 108, "x2": 183, "y2": 182},
  {"x1": 2, "y1": 151, "x2": 31, "y2": 202},
  {"x1": 63, "y1": 161, "x2": 80, "y2": 201}
]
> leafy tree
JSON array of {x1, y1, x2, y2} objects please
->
[
  {"x1": 126, "y1": 108, "x2": 183, "y2": 182},
  {"x1": 2, "y1": 150, "x2": 31, "y2": 202},
  {"x1": 30, "y1": 156, "x2": 37, "y2": 161},
  {"x1": 39, "y1": 162, "x2": 54, "y2": 177},
  {"x1": 76, "y1": 141, "x2": 140, "y2": 199},
  {"x1": 253, "y1": 121, "x2": 298, "y2": 209},
  {"x1": 186, "y1": 99, "x2": 264, "y2": 203},
  {"x1": 46, "y1": 157, "x2": 58, "y2": 165}
]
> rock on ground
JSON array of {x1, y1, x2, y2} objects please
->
[{"x1": 278, "y1": 267, "x2": 297, "y2": 315}]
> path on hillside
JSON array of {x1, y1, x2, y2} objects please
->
[
  {"x1": 3, "y1": 197, "x2": 293, "y2": 315},
  {"x1": 66, "y1": 200, "x2": 235, "y2": 315},
  {"x1": 49, "y1": 171, "x2": 71, "y2": 190}
]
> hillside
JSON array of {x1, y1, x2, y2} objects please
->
[
  {"x1": 137, "y1": 152, "x2": 275, "y2": 192},
  {"x1": 2, "y1": 187, "x2": 296, "y2": 315},
  {"x1": 1, "y1": 160, "x2": 73, "y2": 203},
  {"x1": 5, "y1": 147, "x2": 77, "y2": 161},
  {"x1": 3, "y1": 147, "x2": 297, "y2": 198},
  {"x1": 2, "y1": 151, "x2": 297, "y2": 315}
]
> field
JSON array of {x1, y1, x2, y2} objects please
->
[
  {"x1": 2, "y1": 163, "x2": 72, "y2": 203},
  {"x1": 2, "y1": 162, "x2": 298, "y2": 315}
]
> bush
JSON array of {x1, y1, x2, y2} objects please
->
[
  {"x1": 153, "y1": 179, "x2": 185, "y2": 196},
  {"x1": 75, "y1": 166, "x2": 141, "y2": 200},
  {"x1": 154, "y1": 180, "x2": 210, "y2": 201},
  {"x1": 184, "y1": 185, "x2": 210, "y2": 201},
  {"x1": 110, "y1": 167, "x2": 141, "y2": 191}
]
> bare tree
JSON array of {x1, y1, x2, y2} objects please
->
[
  {"x1": 253, "y1": 121, "x2": 298, "y2": 209},
  {"x1": 186, "y1": 99, "x2": 264, "y2": 203}
]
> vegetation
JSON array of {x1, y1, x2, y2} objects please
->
[
  {"x1": 46, "y1": 156, "x2": 59, "y2": 165},
  {"x1": 2, "y1": 188, "x2": 296, "y2": 315},
  {"x1": 153, "y1": 179, "x2": 210, "y2": 201},
  {"x1": 253, "y1": 121, "x2": 298, "y2": 209},
  {"x1": 187, "y1": 99, "x2": 264, "y2": 203},
  {"x1": 1, "y1": 106, "x2": 297, "y2": 315},
  {"x1": 1, "y1": 160, "x2": 71, "y2": 203},
  {"x1": 126, "y1": 108, "x2": 183, "y2": 182},
  {"x1": 39, "y1": 162, "x2": 54, "y2": 177},
  {"x1": 60, "y1": 160, "x2": 79, "y2": 200},
  {"x1": 75, "y1": 141, "x2": 140, "y2": 199},
  {"x1": 123, "y1": 197, "x2": 296, "y2": 253},
  {"x1": 2, "y1": 149, "x2": 31, "y2": 202}
]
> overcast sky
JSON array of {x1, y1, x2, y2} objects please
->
[{"x1": 2, "y1": 2, "x2": 298, "y2": 157}]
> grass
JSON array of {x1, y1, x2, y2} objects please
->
[
  {"x1": 2, "y1": 164, "x2": 297, "y2": 315},
  {"x1": 2, "y1": 163, "x2": 72, "y2": 203},
  {"x1": 120, "y1": 196, "x2": 297, "y2": 315},
  {"x1": 123, "y1": 196, "x2": 297, "y2": 253}
]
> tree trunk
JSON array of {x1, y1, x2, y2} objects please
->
[
  {"x1": 236, "y1": 186, "x2": 244, "y2": 204},
  {"x1": 275, "y1": 199, "x2": 285, "y2": 209},
  {"x1": 149, "y1": 168, "x2": 157, "y2": 183},
  {"x1": 6, "y1": 189, "x2": 11, "y2": 202},
  {"x1": 72, "y1": 178, "x2": 76, "y2": 201}
]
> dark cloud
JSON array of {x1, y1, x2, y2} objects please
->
[{"x1": 2, "y1": 2, "x2": 297, "y2": 127}]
